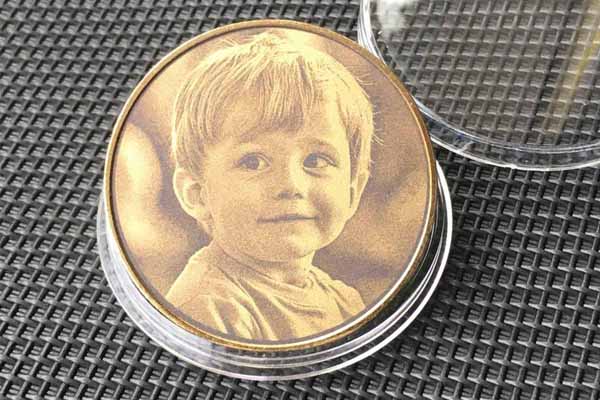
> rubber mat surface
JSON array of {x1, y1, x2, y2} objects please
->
[{"x1": 1, "y1": 1, "x2": 599, "y2": 399}]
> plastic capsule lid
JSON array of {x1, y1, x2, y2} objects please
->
[{"x1": 360, "y1": 0, "x2": 600, "y2": 170}]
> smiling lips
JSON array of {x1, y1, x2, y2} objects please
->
[{"x1": 258, "y1": 214, "x2": 316, "y2": 223}]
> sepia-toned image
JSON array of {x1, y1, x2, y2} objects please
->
[{"x1": 105, "y1": 21, "x2": 436, "y2": 350}]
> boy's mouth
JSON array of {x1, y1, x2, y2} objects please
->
[{"x1": 258, "y1": 214, "x2": 316, "y2": 223}]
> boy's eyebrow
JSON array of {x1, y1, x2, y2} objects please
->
[
  {"x1": 303, "y1": 138, "x2": 336, "y2": 148},
  {"x1": 233, "y1": 130, "x2": 344, "y2": 158},
  {"x1": 300, "y1": 137, "x2": 342, "y2": 157},
  {"x1": 235, "y1": 128, "x2": 262, "y2": 145}
]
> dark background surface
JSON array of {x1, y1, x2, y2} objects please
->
[{"x1": 1, "y1": 1, "x2": 599, "y2": 399}]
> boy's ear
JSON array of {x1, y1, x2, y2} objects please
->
[
  {"x1": 349, "y1": 169, "x2": 370, "y2": 218},
  {"x1": 173, "y1": 168, "x2": 211, "y2": 225}
]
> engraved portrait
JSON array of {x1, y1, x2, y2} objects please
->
[{"x1": 106, "y1": 22, "x2": 435, "y2": 349}]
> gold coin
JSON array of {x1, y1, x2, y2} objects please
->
[{"x1": 104, "y1": 19, "x2": 436, "y2": 351}]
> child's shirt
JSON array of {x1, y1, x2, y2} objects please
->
[{"x1": 166, "y1": 242, "x2": 366, "y2": 341}]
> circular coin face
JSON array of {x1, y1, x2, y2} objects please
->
[{"x1": 104, "y1": 20, "x2": 436, "y2": 351}]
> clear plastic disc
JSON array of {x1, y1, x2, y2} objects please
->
[{"x1": 359, "y1": 0, "x2": 600, "y2": 170}]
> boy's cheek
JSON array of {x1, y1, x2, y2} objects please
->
[{"x1": 320, "y1": 185, "x2": 352, "y2": 210}]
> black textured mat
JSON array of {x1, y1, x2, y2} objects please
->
[{"x1": 1, "y1": 1, "x2": 600, "y2": 399}]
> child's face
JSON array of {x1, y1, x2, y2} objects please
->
[{"x1": 191, "y1": 98, "x2": 368, "y2": 263}]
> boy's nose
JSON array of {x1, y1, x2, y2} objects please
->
[{"x1": 274, "y1": 163, "x2": 308, "y2": 200}]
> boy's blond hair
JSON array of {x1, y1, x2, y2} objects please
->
[{"x1": 172, "y1": 31, "x2": 374, "y2": 180}]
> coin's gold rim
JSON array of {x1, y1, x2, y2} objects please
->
[{"x1": 103, "y1": 19, "x2": 437, "y2": 352}]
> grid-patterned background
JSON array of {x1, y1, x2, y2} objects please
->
[{"x1": 1, "y1": 1, "x2": 600, "y2": 399}]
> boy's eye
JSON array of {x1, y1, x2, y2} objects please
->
[
  {"x1": 238, "y1": 154, "x2": 269, "y2": 171},
  {"x1": 304, "y1": 153, "x2": 334, "y2": 169}
]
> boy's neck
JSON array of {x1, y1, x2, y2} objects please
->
[{"x1": 209, "y1": 241, "x2": 314, "y2": 287}]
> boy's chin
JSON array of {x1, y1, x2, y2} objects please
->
[{"x1": 253, "y1": 240, "x2": 319, "y2": 263}]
